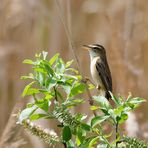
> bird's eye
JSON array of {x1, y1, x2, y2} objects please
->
[{"x1": 93, "y1": 48, "x2": 98, "y2": 52}]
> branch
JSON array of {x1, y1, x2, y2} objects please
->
[
  {"x1": 53, "y1": 86, "x2": 58, "y2": 101},
  {"x1": 115, "y1": 121, "x2": 119, "y2": 147}
]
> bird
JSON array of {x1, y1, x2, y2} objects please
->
[{"x1": 83, "y1": 44, "x2": 112, "y2": 100}]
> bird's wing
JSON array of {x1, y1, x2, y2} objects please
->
[{"x1": 96, "y1": 59, "x2": 112, "y2": 92}]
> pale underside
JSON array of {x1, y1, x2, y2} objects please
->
[{"x1": 90, "y1": 57, "x2": 106, "y2": 96}]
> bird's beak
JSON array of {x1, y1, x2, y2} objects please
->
[{"x1": 82, "y1": 45, "x2": 91, "y2": 50}]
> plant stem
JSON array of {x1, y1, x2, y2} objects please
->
[
  {"x1": 82, "y1": 78, "x2": 97, "y2": 116},
  {"x1": 63, "y1": 142, "x2": 67, "y2": 148},
  {"x1": 116, "y1": 121, "x2": 119, "y2": 148},
  {"x1": 55, "y1": 0, "x2": 97, "y2": 117},
  {"x1": 54, "y1": 86, "x2": 58, "y2": 101},
  {"x1": 33, "y1": 94, "x2": 38, "y2": 101}
]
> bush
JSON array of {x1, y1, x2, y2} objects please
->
[{"x1": 17, "y1": 51, "x2": 147, "y2": 148}]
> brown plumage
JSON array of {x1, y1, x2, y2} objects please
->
[{"x1": 83, "y1": 44, "x2": 112, "y2": 99}]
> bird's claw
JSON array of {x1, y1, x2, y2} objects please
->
[
  {"x1": 81, "y1": 77, "x2": 90, "y2": 84},
  {"x1": 96, "y1": 85, "x2": 101, "y2": 90}
]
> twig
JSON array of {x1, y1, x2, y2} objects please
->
[
  {"x1": 53, "y1": 86, "x2": 58, "y2": 101},
  {"x1": 63, "y1": 142, "x2": 67, "y2": 148},
  {"x1": 115, "y1": 121, "x2": 119, "y2": 148},
  {"x1": 53, "y1": 86, "x2": 67, "y2": 147},
  {"x1": 55, "y1": 0, "x2": 97, "y2": 116}
]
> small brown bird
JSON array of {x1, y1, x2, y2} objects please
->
[{"x1": 83, "y1": 44, "x2": 112, "y2": 99}]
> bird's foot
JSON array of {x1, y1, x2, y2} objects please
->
[
  {"x1": 81, "y1": 77, "x2": 87, "y2": 84},
  {"x1": 96, "y1": 85, "x2": 101, "y2": 90},
  {"x1": 81, "y1": 77, "x2": 90, "y2": 83},
  {"x1": 82, "y1": 77, "x2": 95, "y2": 85},
  {"x1": 88, "y1": 98, "x2": 94, "y2": 105}
]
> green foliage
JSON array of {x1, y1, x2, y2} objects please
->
[
  {"x1": 18, "y1": 52, "x2": 147, "y2": 147},
  {"x1": 122, "y1": 136, "x2": 148, "y2": 148},
  {"x1": 62, "y1": 126, "x2": 72, "y2": 142}
]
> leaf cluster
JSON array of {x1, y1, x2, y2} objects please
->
[{"x1": 18, "y1": 52, "x2": 147, "y2": 148}]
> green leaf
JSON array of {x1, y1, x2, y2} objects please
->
[
  {"x1": 76, "y1": 127, "x2": 86, "y2": 145},
  {"x1": 88, "y1": 83, "x2": 95, "y2": 90},
  {"x1": 63, "y1": 99, "x2": 84, "y2": 108},
  {"x1": 93, "y1": 96, "x2": 111, "y2": 110},
  {"x1": 66, "y1": 60, "x2": 73, "y2": 68},
  {"x1": 81, "y1": 123, "x2": 91, "y2": 131},
  {"x1": 18, "y1": 106, "x2": 37, "y2": 124},
  {"x1": 118, "y1": 113, "x2": 128, "y2": 124},
  {"x1": 129, "y1": 97, "x2": 146, "y2": 104},
  {"x1": 78, "y1": 136, "x2": 96, "y2": 148},
  {"x1": 114, "y1": 106, "x2": 124, "y2": 116},
  {"x1": 25, "y1": 88, "x2": 40, "y2": 96},
  {"x1": 66, "y1": 68, "x2": 79, "y2": 74},
  {"x1": 69, "y1": 83, "x2": 86, "y2": 97},
  {"x1": 104, "y1": 132, "x2": 113, "y2": 138},
  {"x1": 61, "y1": 85, "x2": 71, "y2": 94},
  {"x1": 23, "y1": 59, "x2": 34, "y2": 64},
  {"x1": 45, "y1": 78, "x2": 57, "y2": 90},
  {"x1": 22, "y1": 81, "x2": 36, "y2": 97},
  {"x1": 74, "y1": 114, "x2": 87, "y2": 121},
  {"x1": 108, "y1": 109, "x2": 116, "y2": 121},
  {"x1": 55, "y1": 58, "x2": 65, "y2": 73},
  {"x1": 21, "y1": 73, "x2": 34, "y2": 80},
  {"x1": 30, "y1": 113, "x2": 48, "y2": 121},
  {"x1": 35, "y1": 53, "x2": 41, "y2": 58},
  {"x1": 42, "y1": 60, "x2": 54, "y2": 76},
  {"x1": 89, "y1": 137, "x2": 99, "y2": 148},
  {"x1": 124, "y1": 97, "x2": 146, "y2": 110},
  {"x1": 90, "y1": 106, "x2": 99, "y2": 111},
  {"x1": 91, "y1": 116, "x2": 109, "y2": 127},
  {"x1": 60, "y1": 74, "x2": 78, "y2": 80},
  {"x1": 44, "y1": 93, "x2": 54, "y2": 100},
  {"x1": 62, "y1": 126, "x2": 72, "y2": 142},
  {"x1": 49, "y1": 53, "x2": 59, "y2": 65},
  {"x1": 33, "y1": 67, "x2": 46, "y2": 74},
  {"x1": 109, "y1": 91, "x2": 121, "y2": 106},
  {"x1": 26, "y1": 102, "x2": 34, "y2": 108},
  {"x1": 35, "y1": 99, "x2": 51, "y2": 112},
  {"x1": 35, "y1": 72, "x2": 44, "y2": 85},
  {"x1": 67, "y1": 140, "x2": 76, "y2": 148}
]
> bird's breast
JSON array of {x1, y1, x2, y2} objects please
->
[
  {"x1": 90, "y1": 57, "x2": 103, "y2": 87},
  {"x1": 90, "y1": 57, "x2": 105, "y2": 96}
]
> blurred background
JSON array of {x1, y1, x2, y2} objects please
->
[{"x1": 0, "y1": 0, "x2": 148, "y2": 147}]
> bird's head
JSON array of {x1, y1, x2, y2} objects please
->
[{"x1": 83, "y1": 44, "x2": 106, "y2": 59}]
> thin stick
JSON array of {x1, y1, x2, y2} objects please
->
[
  {"x1": 115, "y1": 121, "x2": 119, "y2": 147},
  {"x1": 53, "y1": 86, "x2": 67, "y2": 147},
  {"x1": 55, "y1": 0, "x2": 81, "y2": 74},
  {"x1": 63, "y1": 142, "x2": 67, "y2": 148},
  {"x1": 55, "y1": 0, "x2": 97, "y2": 116},
  {"x1": 53, "y1": 86, "x2": 58, "y2": 101}
]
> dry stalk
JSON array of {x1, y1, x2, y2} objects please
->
[
  {"x1": 0, "y1": 101, "x2": 26, "y2": 148},
  {"x1": 55, "y1": 0, "x2": 97, "y2": 116}
]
